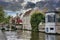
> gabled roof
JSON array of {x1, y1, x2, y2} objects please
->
[{"x1": 23, "y1": 10, "x2": 32, "y2": 17}]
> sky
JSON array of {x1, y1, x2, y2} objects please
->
[
  {"x1": 24, "y1": 0, "x2": 41, "y2": 3},
  {"x1": 4, "y1": 10, "x2": 20, "y2": 17},
  {"x1": 3, "y1": 0, "x2": 41, "y2": 17},
  {"x1": 0, "y1": 0, "x2": 41, "y2": 3}
]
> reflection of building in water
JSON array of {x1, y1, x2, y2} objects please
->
[
  {"x1": 17, "y1": 31, "x2": 31, "y2": 40},
  {"x1": 45, "y1": 34, "x2": 56, "y2": 40}
]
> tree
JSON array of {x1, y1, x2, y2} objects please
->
[
  {"x1": 0, "y1": 6, "x2": 11, "y2": 24},
  {"x1": 30, "y1": 12, "x2": 45, "y2": 31},
  {"x1": 56, "y1": 11, "x2": 60, "y2": 22},
  {"x1": 0, "y1": 6, "x2": 5, "y2": 23},
  {"x1": 4, "y1": 16, "x2": 11, "y2": 23}
]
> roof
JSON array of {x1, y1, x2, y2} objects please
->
[
  {"x1": 23, "y1": 10, "x2": 32, "y2": 17},
  {"x1": 45, "y1": 11, "x2": 60, "y2": 13}
]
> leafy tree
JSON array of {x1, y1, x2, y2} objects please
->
[
  {"x1": 4, "y1": 16, "x2": 11, "y2": 23},
  {"x1": 0, "y1": 6, "x2": 11, "y2": 23},
  {"x1": 0, "y1": 6, "x2": 5, "y2": 23},
  {"x1": 57, "y1": 12, "x2": 60, "y2": 22},
  {"x1": 30, "y1": 12, "x2": 45, "y2": 31}
]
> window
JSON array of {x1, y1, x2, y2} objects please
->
[
  {"x1": 47, "y1": 15, "x2": 56, "y2": 22},
  {"x1": 46, "y1": 28, "x2": 48, "y2": 32},
  {"x1": 50, "y1": 28, "x2": 54, "y2": 30}
]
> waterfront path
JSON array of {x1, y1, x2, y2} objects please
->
[{"x1": 0, "y1": 30, "x2": 6, "y2": 40}]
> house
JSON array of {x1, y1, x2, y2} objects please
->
[
  {"x1": 22, "y1": 8, "x2": 42, "y2": 30},
  {"x1": 22, "y1": 6, "x2": 60, "y2": 33},
  {"x1": 9, "y1": 13, "x2": 23, "y2": 29},
  {"x1": 22, "y1": 9, "x2": 32, "y2": 30}
]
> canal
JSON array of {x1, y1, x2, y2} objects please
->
[{"x1": 1, "y1": 30, "x2": 60, "y2": 40}]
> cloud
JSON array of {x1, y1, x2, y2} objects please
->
[{"x1": 4, "y1": 10, "x2": 16, "y2": 17}]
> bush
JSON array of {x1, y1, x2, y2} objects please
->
[
  {"x1": 1, "y1": 28, "x2": 5, "y2": 31},
  {"x1": 30, "y1": 12, "x2": 45, "y2": 31},
  {"x1": 11, "y1": 26, "x2": 17, "y2": 30}
]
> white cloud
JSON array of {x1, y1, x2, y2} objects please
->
[
  {"x1": 4, "y1": 0, "x2": 13, "y2": 2},
  {"x1": 24, "y1": 0, "x2": 41, "y2": 3},
  {"x1": 4, "y1": 10, "x2": 20, "y2": 17}
]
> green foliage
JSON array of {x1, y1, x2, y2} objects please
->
[
  {"x1": 30, "y1": 12, "x2": 45, "y2": 31},
  {"x1": 1, "y1": 28, "x2": 5, "y2": 31},
  {"x1": 0, "y1": 6, "x2": 5, "y2": 23},
  {"x1": 57, "y1": 12, "x2": 60, "y2": 22},
  {"x1": 4, "y1": 16, "x2": 11, "y2": 23},
  {"x1": 0, "y1": 6, "x2": 11, "y2": 23}
]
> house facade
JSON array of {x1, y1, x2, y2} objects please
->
[
  {"x1": 22, "y1": 9, "x2": 32, "y2": 30},
  {"x1": 22, "y1": 8, "x2": 42, "y2": 30}
]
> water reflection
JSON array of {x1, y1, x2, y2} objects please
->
[
  {"x1": 30, "y1": 31, "x2": 39, "y2": 40},
  {"x1": 3, "y1": 30, "x2": 60, "y2": 40},
  {"x1": 5, "y1": 31, "x2": 31, "y2": 40},
  {"x1": 45, "y1": 34, "x2": 56, "y2": 40},
  {"x1": 5, "y1": 31, "x2": 17, "y2": 40},
  {"x1": 17, "y1": 30, "x2": 31, "y2": 40}
]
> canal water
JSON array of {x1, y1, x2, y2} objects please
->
[{"x1": 2, "y1": 30, "x2": 60, "y2": 40}]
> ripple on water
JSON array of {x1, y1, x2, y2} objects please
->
[{"x1": 4, "y1": 31, "x2": 31, "y2": 40}]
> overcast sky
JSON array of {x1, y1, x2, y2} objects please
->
[
  {"x1": 0, "y1": 0, "x2": 41, "y2": 3},
  {"x1": 3, "y1": 0, "x2": 41, "y2": 17},
  {"x1": 24, "y1": 0, "x2": 41, "y2": 3}
]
